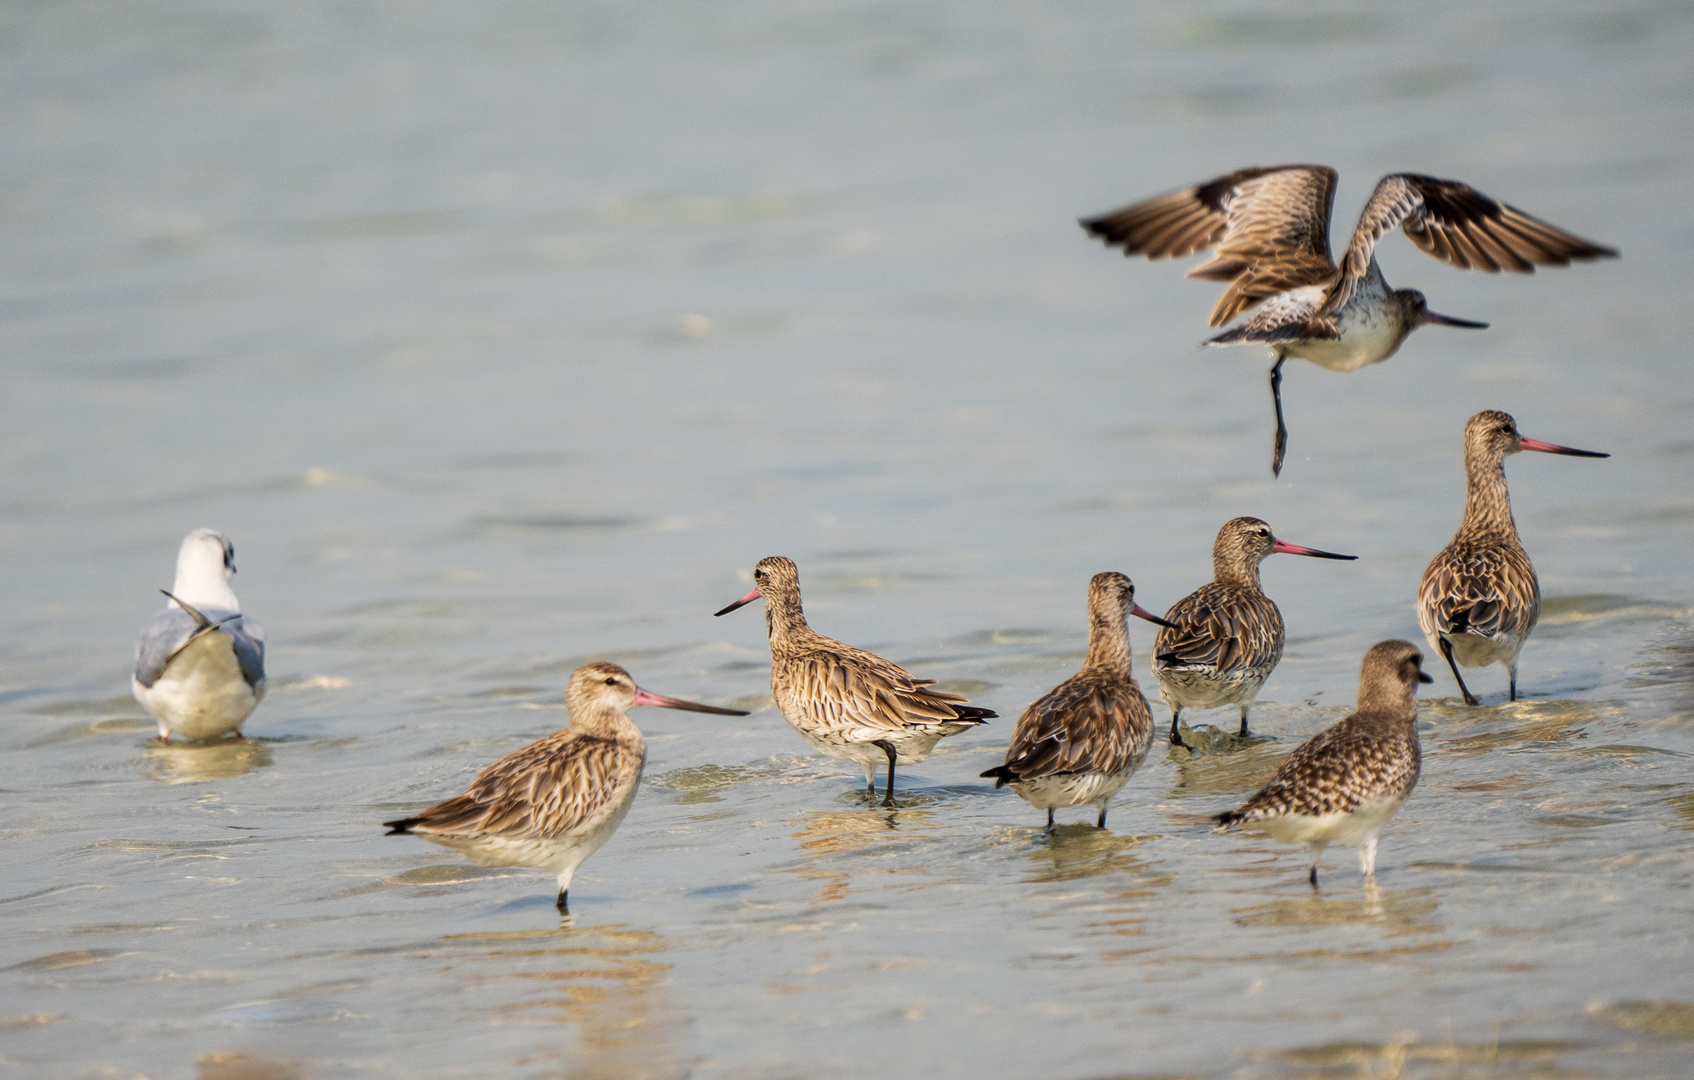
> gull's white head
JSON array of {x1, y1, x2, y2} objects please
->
[{"x1": 170, "y1": 529, "x2": 241, "y2": 611}]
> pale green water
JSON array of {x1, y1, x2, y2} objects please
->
[{"x1": 3, "y1": 2, "x2": 1693, "y2": 1078}]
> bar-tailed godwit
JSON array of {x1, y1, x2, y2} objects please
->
[
  {"x1": 132, "y1": 529, "x2": 267, "y2": 742},
  {"x1": 980, "y1": 572, "x2": 1173, "y2": 829},
  {"x1": 383, "y1": 662, "x2": 747, "y2": 913},
  {"x1": 1418, "y1": 410, "x2": 1608, "y2": 705},
  {"x1": 1213, "y1": 639, "x2": 1433, "y2": 886},
  {"x1": 1154, "y1": 517, "x2": 1355, "y2": 747},
  {"x1": 715, "y1": 556, "x2": 995, "y2": 807},
  {"x1": 1082, "y1": 166, "x2": 1617, "y2": 473}
]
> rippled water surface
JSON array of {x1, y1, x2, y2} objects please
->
[{"x1": 3, "y1": 2, "x2": 1693, "y2": 1077}]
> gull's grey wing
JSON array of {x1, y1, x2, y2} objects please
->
[{"x1": 134, "y1": 607, "x2": 265, "y2": 690}]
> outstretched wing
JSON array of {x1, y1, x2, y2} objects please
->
[
  {"x1": 786, "y1": 639, "x2": 994, "y2": 744},
  {"x1": 1418, "y1": 542, "x2": 1541, "y2": 645},
  {"x1": 1324, "y1": 173, "x2": 1619, "y2": 316},
  {"x1": 1153, "y1": 585, "x2": 1283, "y2": 677},
  {"x1": 985, "y1": 672, "x2": 1151, "y2": 784},
  {"x1": 1082, "y1": 165, "x2": 1340, "y2": 326},
  {"x1": 387, "y1": 731, "x2": 639, "y2": 838}
]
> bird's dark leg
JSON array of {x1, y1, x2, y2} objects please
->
[
  {"x1": 1509, "y1": 665, "x2": 1518, "y2": 702},
  {"x1": 1046, "y1": 808, "x2": 1055, "y2": 832},
  {"x1": 556, "y1": 889, "x2": 569, "y2": 915},
  {"x1": 1238, "y1": 706, "x2": 1250, "y2": 739},
  {"x1": 1440, "y1": 637, "x2": 1479, "y2": 706},
  {"x1": 1308, "y1": 865, "x2": 1318, "y2": 888},
  {"x1": 1269, "y1": 355, "x2": 1289, "y2": 477},
  {"x1": 1168, "y1": 707, "x2": 1187, "y2": 748},
  {"x1": 1096, "y1": 806, "x2": 1108, "y2": 829},
  {"x1": 872, "y1": 739, "x2": 898, "y2": 808}
]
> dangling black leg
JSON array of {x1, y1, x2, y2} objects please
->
[
  {"x1": 556, "y1": 889, "x2": 569, "y2": 914},
  {"x1": 872, "y1": 739, "x2": 898, "y2": 807},
  {"x1": 1237, "y1": 706, "x2": 1250, "y2": 739},
  {"x1": 1096, "y1": 806, "x2": 1108, "y2": 829},
  {"x1": 1168, "y1": 707, "x2": 1187, "y2": 749},
  {"x1": 1046, "y1": 807, "x2": 1055, "y2": 832},
  {"x1": 1269, "y1": 355, "x2": 1289, "y2": 477},
  {"x1": 1440, "y1": 637, "x2": 1479, "y2": 706}
]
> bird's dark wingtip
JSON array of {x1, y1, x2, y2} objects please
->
[{"x1": 382, "y1": 818, "x2": 419, "y2": 835}]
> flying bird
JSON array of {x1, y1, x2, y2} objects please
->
[{"x1": 1082, "y1": 165, "x2": 1617, "y2": 474}]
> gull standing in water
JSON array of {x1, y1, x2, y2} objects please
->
[
  {"x1": 715, "y1": 556, "x2": 995, "y2": 807},
  {"x1": 980, "y1": 572, "x2": 1173, "y2": 830},
  {"x1": 1082, "y1": 165, "x2": 1617, "y2": 473},
  {"x1": 1419, "y1": 410, "x2": 1608, "y2": 704},
  {"x1": 383, "y1": 662, "x2": 747, "y2": 914},
  {"x1": 1154, "y1": 517, "x2": 1355, "y2": 747},
  {"x1": 1213, "y1": 639, "x2": 1433, "y2": 886},
  {"x1": 132, "y1": 529, "x2": 267, "y2": 742}
]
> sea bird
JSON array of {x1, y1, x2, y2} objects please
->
[
  {"x1": 980, "y1": 572, "x2": 1174, "y2": 829},
  {"x1": 383, "y1": 662, "x2": 747, "y2": 914},
  {"x1": 1213, "y1": 639, "x2": 1433, "y2": 886},
  {"x1": 1082, "y1": 166, "x2": 1617, "y2": 474},
  {"x1": 715, "y1": 556, "x2": 995, "y2": 806},
  {"x1": 132, "y1": 529, "x2": 267, "y2": 742},
  {"x1": 1418, "y1": 410, "x2": 1608, "y2": 704},
  {"x1": 1154, "y1": 517, "x2": 1355, "y2": 747}
]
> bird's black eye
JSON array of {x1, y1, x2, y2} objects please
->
[
  {"x1": 604, "y1": 677, "x2": 617, "y2": 686},
  {"x1": 224, "y1": 546, "x2": 233, "y2": 568}
]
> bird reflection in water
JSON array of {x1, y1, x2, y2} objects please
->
[
  {"x1": 784, "y1": 808, "x2": 940, "y2": 903},
  {"x1": 143, "y1": 737, "x2": 274, "y2": 785},
  {"x1": 1022, "y1": 824, "x2": 1159, "y2": 884},
  {"x1": 452, "y1": 924, "x2": 688, "y2": 1080},
  {"x1": 1228, "y1": 880, "x2": 1448, "y2": 941}
]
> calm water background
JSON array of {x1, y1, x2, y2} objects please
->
[{"x1": 3, "y1": 2, "x2": 1693, "y2": 1077}]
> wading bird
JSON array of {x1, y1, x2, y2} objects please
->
[
  {"x1": 133, "y1": 529, "x2": 266, "y2": 742},
  {"x1": 1418, "y1": 410, "x2": 1608, "y2": 704},
  {"x1": 715, "y1": 556, "x2": 994, "y2": 806},
  {"x1": 1082, "y1": 166, "x2": 1617, "y2": 474},
  {"x1": 1213, "y1": 639, "x2": 1432, "y2": 886},
  {"x1": 1154, "y1": 517, "x2": 1355, "y2": 747},
  {"x1": 980, "y1": 572, "x2": 1173, "y2": 830},
  {"x1": 383, "y1": 662, "x2": 747, "y2": 914}
]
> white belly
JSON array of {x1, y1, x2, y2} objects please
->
[
  {"x1": 1285, "y1": 307, "x2": 1404, "y2": 373},
  {"x1": 1155, "y1": 667, "x2": 1265, "y2": 712},
  {"x1": 421, "y1": 776, "x2": 640, "y2": 891},
  {"x1": 1433, "y1": 628, "x2": 1527, "y2": 672},
  {"x1": 1249, "y1": 795, "x2": 1408, "y2": 848},
  {"x1": 132, "y1": 634, "x2": 263, "y2": 740},
  {"x1": 1009, "y1": 768, "x2": 1135, "y2": 811}
]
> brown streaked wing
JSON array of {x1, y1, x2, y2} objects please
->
[
  {"x1": 999, "y1": 671, "x2": 1152, "y2": 781},
  {"x1": 1230, "y1": 714, "x2": 1420, "y2": 821},
  {"x1": 404, "y1": 730, "x2": 640, "y2": 839},
  {"x1": 1154, "y1": 584, "x2": 1284, "y2": 676},
  {"x1": 1418, "y1": 541, "x2": 1541, "y2": 642},
  {"x1": 1325, "y1": 173, "x2": 1619, "y2": 317},
  {"x1": 787, "y1": 639, "x2": 989, "y2": 737}
]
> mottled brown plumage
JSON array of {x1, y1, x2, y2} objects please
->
[
  {"x1": 715, "y1": 556, "x2": 993, "y2": 806},
  {"x1": 1418, "y1": 410, "x2": 1608, "y2": 704},
  {"x1": 1213, "y1": 640, "x2": 1433, "y2": 885},
  {"x1": 981, "y1": 572, "x2": 1168, "y2": 829},
  {"x1": 1082, "y1": 165, "x2": 1616, "y2": 474},
  {"x1": 383, "y1": 662, "x2": 746, "y2": 913},
  {"x1": 1154, "y1": 518, "x2": 1355, "y2": 747}
]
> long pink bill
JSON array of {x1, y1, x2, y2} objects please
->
[
  {"x1": 1272, "y1": 539, "x2": 1358, "y2": 561},
  {"x1": 1425, "y1": 311, "x2": 1489, "y2": 329},
  {"x1": 1131, "y1": 603, "x2": 1180, "y2": 630},
  {"x1": 631, "y1": 687, "x2": 750, "y2": 716},
  {"x1": 1518, "y1": 435, "x2": 1609, "y2": 459},
  {"x1": 713, "y1": 587, "x2": 760, "y2": 617}
]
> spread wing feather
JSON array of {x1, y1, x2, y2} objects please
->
[
  {"x1": 984, "y1": 670, "x2": 1152, "y2": 785},
  {"x1": 1324, "y1": 173, "x2": 1618, "y2": 317},
  {"x1": 386, "y1": 731, "x2": 641, "y2": 839},
  {"x1": 1417, "y1": 539, "x2": 1540, "y2": 644},
  {"x1": 1152, "y1": 584, "x2": 1284, "y2": 677},
  {"x1": 1081, "y1": 165, "x2": 1340, "y2": 326}
]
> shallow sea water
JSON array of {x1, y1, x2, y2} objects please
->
[{"x1": 3, "y1": 1, "x2": 1693, "y2": 1077}]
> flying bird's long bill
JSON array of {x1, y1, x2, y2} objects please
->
[
  {"x1": 1271, "y1": 539, "x2": 1358, "y2": 561},
  {"x1": 1131, "y1": 603, "x2": 1180, "y2": 630},
  {"x1": 1424, "y1": 311, "x2": 1489, "y2": 329},
  {"x1": 631, "y1": 687, "x2": 750, "y2": 715},
  {"x1": 713, "y1": 587, "x2": 761, "y2": 617},
  {"x1": 1517, "y1": 436, "x2": 1609, "y2": 458}
]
